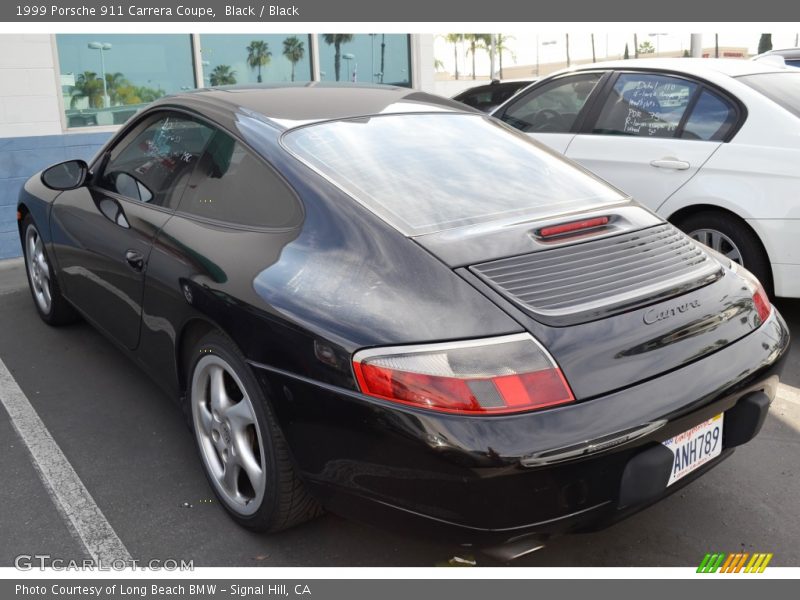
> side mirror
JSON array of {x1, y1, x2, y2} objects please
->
[{"x1": 41, "y1": 159, "x2": 89, "y2": 191}]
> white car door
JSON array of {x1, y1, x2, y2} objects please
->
[
  {"x1": 565, "y1": 72, "x2": 732, "y2": 210},
  {"x1": 494, "y1": 72, "x2": 606, "y2": 154}
]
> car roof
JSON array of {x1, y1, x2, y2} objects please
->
[
  {"x1": 150, "y1": 83, "x2": 474, "y2": 131},
  {"x1": 562, "y1": 57, "x2": 787, "y2": 78},
  {"x1": 762, "y1": 48, "x2": 800, "y2": 58},
  {"x1": 454, "y1": 80, "x2": 532, "y2": 96}
]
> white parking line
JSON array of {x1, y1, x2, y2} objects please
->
[
  {"x1": 0, "y1": 358, "x2": 132, "y2": 564},
  {"x1": 777, "y1": 383, "x2": 800, "y2": 405}
]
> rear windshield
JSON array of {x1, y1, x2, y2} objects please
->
[
  {"x1": 738, "y1": 72, "x2": 800, "y2": 118},
  {"x1": 282, "y1": 113, "x2": 625, "y2": 235}
]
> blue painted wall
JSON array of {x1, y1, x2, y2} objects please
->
[{"x1": 0, "y1": 132, "x2": 112, "y2": 259}]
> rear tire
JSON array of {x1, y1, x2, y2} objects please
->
[
  {"x1": 21, "y1": 214, "x2": 79, "y2": 326},
  {"x1": 674, "y1": 211, "x2": 773, "y2": 295},
  {"x1": 187, "y1": 330, "x2": 322, "y2": 532}
]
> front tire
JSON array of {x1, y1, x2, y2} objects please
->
[
  {"x1": 188, "y1": 331, "x2": 322, "y2": 532},
  {"x1": 675, "y1": 211, "x2": 773, "y2": 295},
  {"x1": 21, "y1": 214, "x2": 78, "y2": 325}
]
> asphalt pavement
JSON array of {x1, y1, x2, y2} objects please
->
[{"x1": 1, "y1": 257, "x2": 798, "y2": 567}]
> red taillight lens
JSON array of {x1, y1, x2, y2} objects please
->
[
  {"x1": 752, "y1": 285, "x2": 771, "y2": 323},
  {"x1": 731, "y1": 262, "x2": 772, "y2": 324},
  {"x1": 538, "y1": 216, "x2": 609, "y2": 239},
  {"x1": 352, "y1": 334, "x2": 574, "y2": 415}
]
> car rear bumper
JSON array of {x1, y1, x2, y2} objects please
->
[
  {"x1": 747, "y1": 218, "x2": 800, "y2": 297},
  {"x1": 249, "y1": 309, "x2": 789, "y2": 546}
]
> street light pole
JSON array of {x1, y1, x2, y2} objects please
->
[
  {"x1": 88, "y1": 42, "x2": 112, "y2": 108},
  {"x1": 342, "y1": 53, "x2": 355, "y2": 82},
  {"x1": 369, "y1": 34, "x2": 376, "y2": 83},
  {"x1": 539, "y1": 39, "x2": 556, "y2": 77}
]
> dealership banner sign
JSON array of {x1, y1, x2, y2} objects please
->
[{"x1": 2, "y1": 0, "x2": 799, "y2": 22}]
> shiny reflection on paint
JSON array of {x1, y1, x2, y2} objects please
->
[
  {"x1": 615, "y1": 298, "x2": 753, "y2": 359},
  {"x1": 61, "y1": 265, "x2": 141, "y2": 314}
]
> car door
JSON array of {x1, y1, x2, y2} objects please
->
[
  {"x1": 50, "y1": 111, "x2": 214, "y2": 349},
  {"x1": 494, "y1": 72, "x2": 607, "y2": 153},
  {"x1": 565, "y1": 71, "x2": 738, "y2": 210}
]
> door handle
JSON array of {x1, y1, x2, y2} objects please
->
[
  {"x1": 650, "y1": 158, "x2": 690, "y2": 170},
  {"x1": 125, "y1": 250, "x2": 144, "y2": 272}
]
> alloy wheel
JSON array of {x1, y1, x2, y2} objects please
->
[
  {"x1": 191, "y1": 354, "x2": 266, "y2": 515},
  {"x1": 25, "y1": 225, "x2": 52, "y2": 314},
  {"x1": 688, "y1": 228, "x2": 743, "y2": 265}
]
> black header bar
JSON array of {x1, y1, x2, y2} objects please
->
[{"x1": 2, "y1": 0, "x2": 797, "y2": 22}]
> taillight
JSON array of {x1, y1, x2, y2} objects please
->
[
  {"x1": 731, "y1": 262, "x2": 772, "y2": 324},
  {"x1": 537, "y1": 216, "x2": 609, "y2": 239},
  {"x1": 352, "y1": 334, "x2": 574, "y2": 415}
]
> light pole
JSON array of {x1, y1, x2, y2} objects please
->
[
  {"x1": 537, "y1": 38, "x2": 556, "y2": 77},
  {"x1": 369, "y1": 34, "x2": 376, "y2": 83},
  {"x1": 88, "y1": 42, "x2": 112, "y2": 108},
  {"x1": 342, "y1": 53, "x2": 355, "y2": 82},
  {"x1": 380, "y1": 34, "x2": 386, "y2": 84},
  {"x1": 648, "y1": 33, "x2": 668, "y2": 57}
]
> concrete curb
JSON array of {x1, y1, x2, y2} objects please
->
[{"x1": 0, "y1": 257, "x2": 23, "y2": 271}]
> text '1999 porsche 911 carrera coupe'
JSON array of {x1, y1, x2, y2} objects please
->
[{"x1": 17, "y1": 84, "x2": 789, "y2": 559}]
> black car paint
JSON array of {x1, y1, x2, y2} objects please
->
[
  {"x1": 18, "y1": 84, "x2": 789, "y2": 546},
  {"x1": 452, "y1": 80, "x2": 534, "y2": 112}
]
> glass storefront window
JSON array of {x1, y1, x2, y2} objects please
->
[
  {"x1": 55, "y1": 34, "x2": 414, "y2": 130},
  {"x1": 199, "y1": 34, "x2": 313, "y2": 86},
  {"x1": 56, "y1": 34, "x2": 195, "y2": 129},
  {"x1": 318, "y1": 34, "x2": 411, "y2": 86}
]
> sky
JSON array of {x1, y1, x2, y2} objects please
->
[{"x1": 433, "y1": 31, "x2": 800, "y2": 77}]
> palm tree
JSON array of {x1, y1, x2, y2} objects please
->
[
  {"x1": 246, "y1": 40, "x2": 272, "y2": 83},
  {"x1": 566, "y1": 33, "x2": 571, "y2": 67},
  {"x1": 114, "y1": 84, "x2": 165, "y2": 105},
  {"x1": 104, "y1": 72, "x2": 126, "y2": 105},
  {"x1": 282, "y1": 36, "x2": 305, "y2": 82},
  {"x1": 444, "y1": 33, "x2": 463, "y2": 80},
  {"x1": 495, "y1": 34, "x2": 516, "y2": 79},
  {"x1": 322, "y1": 34, "x2": 354, "y2": 81},
  {"x1": 638, "y1": 40, "x2": 655, "y2": 55},
  {"x1": 70, "y1": 71, "x2": 104, "y2": 108},
  {"x1": 464, "y1": 34, "x2": 491, "y2": 80},
  {"x1": 209, "y1": 65, "x2": 237, "y2": 86}
]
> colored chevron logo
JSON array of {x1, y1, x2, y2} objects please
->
[{"x1": 697, "y1": 552, "x2": 773, "y2": 573}]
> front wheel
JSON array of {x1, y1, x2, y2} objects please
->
[
  {"x1": 188, "y1": 331, "x2": 322, "y2": 532},
  {"x1": 675, "y1": 211, "x2": 773, "y2": 295},
  {"x1": 21, "y1": 214, "x2": 78, "y2": 325}
]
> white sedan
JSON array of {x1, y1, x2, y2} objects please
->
[{"x1": 492, "y1": 58, "x2": 800, "y2": 297}]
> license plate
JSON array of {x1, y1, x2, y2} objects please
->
[{"x1": 662, "y1": 414, "x2": 724, "y2": 486}]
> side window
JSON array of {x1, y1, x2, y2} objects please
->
[
  {"x1": 681, "y1": 90, "x2": 737, "y2": 141},
  {"x1": 179, "y1": 129, "x2": 303, "y2": 229},
  {"x1": 592, "y1": 73, "x2": 697, "y2": 138},
  {"x1": 460, "y1": 89, "x2": 493, "y2": 108},
  {"x1": 96, "y1": 113, "x2": 214, "y2": 208},
  {"x1": 499, "y1": 73, "x2": 603, "y2": 133}
]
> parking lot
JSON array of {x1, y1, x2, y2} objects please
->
[{"x1": 1, "y1": 257, "x2": 798, "y2": 568}]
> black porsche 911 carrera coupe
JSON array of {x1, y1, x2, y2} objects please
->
[{"x1": 17, "y1": 84, "x2": 789, "y2": 558}]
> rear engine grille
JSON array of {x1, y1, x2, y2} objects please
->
[{"x1": 471, "y1": 224, "x2": 722, "y2": 325}]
